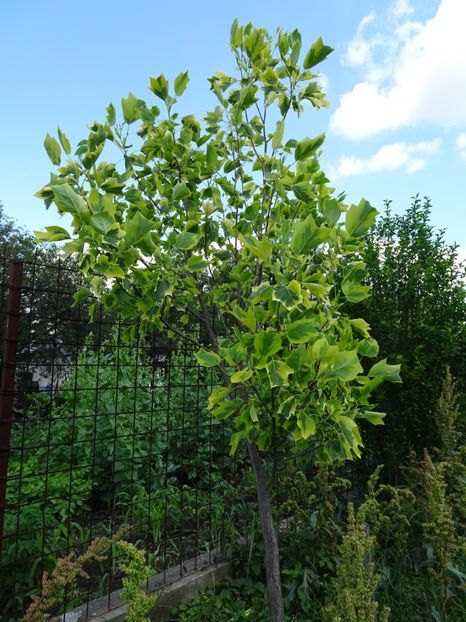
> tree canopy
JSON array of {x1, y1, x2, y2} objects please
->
[{"x1": 36, "y1": 21, "x2": 401, "y2": 621}]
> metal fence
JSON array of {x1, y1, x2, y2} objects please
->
[{"x1": 0, "y1": 253, "x2": 239, "y2": 621}]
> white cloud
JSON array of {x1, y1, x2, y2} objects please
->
[
  {"x1": 391, "y1": 0, "x2": 415, "y2": 18},
  {"x1": 345, "y1": 12, "x2": 376, "y2": 66},
  {"x1": 331, "y1": 138, "x2": 441, "y2": 179},
  {"x1": 456, "y1": 132, "x2": 466, "y2": 159},
  {"x1": 317, "y1": 72, "x2": 329, "y2": 92},
  {"x1": 331, "y1": 0, "x2": 466, "y2": 140}
]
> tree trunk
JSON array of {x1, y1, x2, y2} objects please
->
[
  {"x1": 247, "y1": 441, "x2": 284, "y2": 622},
  {"x1": 199, "y1": 312, "x2": 284, "y2": 619}
]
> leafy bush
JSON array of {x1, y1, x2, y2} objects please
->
[
  {"x1": 358, "y1": 197, "x2": 466, "y2": 471},
  {"x1": 174, "y1": 577, "x2": 269, "y2": 622}
]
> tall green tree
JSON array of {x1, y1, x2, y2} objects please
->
[
  {"x1": 0, "y1": 202, "x2": 36, "y2": 256},
  {"x1": 0, "y1": 203, "x2": 102, "y2": 385},
  {"x1": 0, "y1": 203, "x2": 92, "y2": 384},
  {"x1": 36, "y1": 22, "x2": 400, "y2": 621},
  {"x1": 357, "y1": 198, "x2": 466, "y2": 473}
]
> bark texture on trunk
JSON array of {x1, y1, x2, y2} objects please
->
[{"x1": 247, "y1": 441, "x2": 284, "y2": 622}]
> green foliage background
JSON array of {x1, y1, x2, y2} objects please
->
[{"x1": 356, "y1": 197, "x2": 466, "y2": 473}]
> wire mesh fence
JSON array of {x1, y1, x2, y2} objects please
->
[{"x1": 0, "y1": 252, "x2": 239, "y2": 621}]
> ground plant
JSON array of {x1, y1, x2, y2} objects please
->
[{"x1": 36, "y1": 21, "x2": 401, "y2": 621}]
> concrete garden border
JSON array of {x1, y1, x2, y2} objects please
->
[{"x1": 58, "y1": 549, "x2": 231, "y2": 622}]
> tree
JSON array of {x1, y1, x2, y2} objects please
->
[
  {"x1": 357, "y1": 198, "x2": 466, "y2": 473},
  {"x1": 0, "y1": 202, "x2": 37, "y2": 256},
  {"x1": 36, "y1": 22, "x2": 400, "y2": 621},
  {"x1": 0, "y1": 203, "x2": 99, "y2": 399}
]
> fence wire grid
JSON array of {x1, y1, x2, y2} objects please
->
[{"x1": 0, "y1": 253, "x2": 239, "y2": 621}]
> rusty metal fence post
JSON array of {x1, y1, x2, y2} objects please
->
[{"x1": 0, "y1": 259, "x2": 23, "y2": 553}]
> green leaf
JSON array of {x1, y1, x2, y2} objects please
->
[
  {"x1": 101, "y1": 265, "x2": 125, "y2": 279},
  {"x1": 44, "y1": 133, "x2": 61, "y2": 165},
  {"x1": 342, "y1": 281, "x2": 371, "y2": 303},
  {"x1": 359, "y1": 360, "x2": 401, "y2": 396},
  {"x1": 175, "y1": 231, "x2": 199, "y2": 250},
  {"x1": 323, "y1": 350, "x2": 363, "y2": 381},
  {"x1": 73, "y1": 287, "x2": 92, "y2": 305},
  {"x1": 350, "y1": 318, "x2": 371, "y2": 338},
  {"x1": 292, "y1": 181, "x2": 314, "y2": 203},
  {"x1": 212, "y1": 397, "x2": 242, "y2": 420},
  {"x1": 91, "y1": 211, "x2": 115, "y2": 235},
  {"x1": 251, "y1": 282, "x2": 272, "y2": 302},
  {"x1": 342, "y1": 261, "x2": 370, "y2": 303},
  {"x1": 149, "y1": 74, "x2": 169, "y2": 101},
  {"x1": 206, "y1": 143, "x2": 217, "y2": 169},
  {"x1": 172, "y1": 182, "x2": 190, "y2": 201},
  {"x1": 231, "y1": 369, "x2": 253, "y2": 383},
  {"x1": 289, "y1": 28, "x2": 302, "y2": 66},
  {"x1": 303, "y1": 36, "x2": 334, "y2": 69},
  {"x1": 174, "y1": 71, "x2": 189, "y2": 96},
  {"x1": 106, "y1": 102, "x2": 116, "y2": 125},
  {"x1": 229, "y1": 431, "x2": 243, "y2": 456},
  {"x1": 361, "y1": 411, "x2": 386, "y2": 426},
  {"x1": 294, "y1": 134, "x2": 325, "y2": 161},
  {"x1": 345, "y1": 199, "x2": 378, "y2": 237},
  {"x1": 339, "y1": 416, "x2": 362, "y2": 453},
  {"x1": 357, "y1": 338, "x2": 379, "y2": 358},
  {"x1": 278, "y1": 32, "x2": 289, "y2": 55},
  {"x1": 186, "y1": 255, "x2": 209, "y2": 271},
  {"x1": 57, "y1": 127, "x2": 71, "y2": 155},
  {"x1": 208, "y1": 386, "x2": 232, "y2": 410},
  {"x1": 124, "y1": 211, "x2": 153, "y2": 246},
  {"x1": 238, "y1": 84, "x2": 258, "y2": 109},
  {"x1": 230, "y1": 18, "x2": 243, "y2": 47},
  {"x1": 52, "y1": 184, "x2": 87, "y2": 215},
  {"x1": 291, "y1": 215, "x2": 327, "y2": 254},
  {"x1": 239, "y1": 234, "x2": 273, "y2": 261},
  {"x1": 194, "y1": 348, "x2": 221, "y2": 367},
  {"x1": 272, "y1": 281, "x2": 303, "y2": 309},
  {"x1": 311, "y1": 336, "x2": 329, "y2": 359},
  {"x1": 220, "y1": 343, "x2": 246, "y2": 366},
  {"x1": 257, "y1": 430, "x2": 271, "y2": 451},
  {"x1": 307, "y1": 282, "x2": 330, "y2": 299},
  {"x1": 154, "y1": 278, "x2": 172, "y2": 302},
  {"x1": 322, "y1": 198, "x2": 342, "y2": 227},
  {"x1": 230, "y1": 304, "x2": 256, "y2": 332},
  {"x1": 121, "y1": 92, "x2": 139, "y2": 124},
  {"x1": 34, "y1": 226, "x2": 70, "y2": 242},
  {"x1": 272, "y1": 120, "x2": 284, "y2": 149},
  {"x1": 368, "y1": 359, "x2": 402, "y2": 383},
  {"x1": 266, "y1": 359, "x2": 293, "y2": 387},
  {"x1": 254, "y1": 330, "x2": 282, "y2": 359},
  {"x1": 298, "y1": 413, "x2": 316, "y2": 439},
  {"x1": 287, "y1": 318, "x2": 318, "y2": 344},
  {"x1": 286, "y1": 347, "x2": 311, "y2": 371},
  {"x1": 136, "y1": 233, "x2": 156, "y2": 254},
  {"x1": 61, "y1": 239, "x2": 84, "y2": 259},
  {"x1": 249, "y1": 404, "x2": 259, "y2": 423},
  {"x1": 262, "y1": 67, "x2": 278, "y2": 84}
]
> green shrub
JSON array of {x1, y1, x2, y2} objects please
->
[{"x1": 324, "y1": 503, "x2": 389, "y2": 622}]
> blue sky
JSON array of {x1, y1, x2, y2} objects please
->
[{"x1": 1, "y1": 0, "x2": 465, "y2": 256}]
